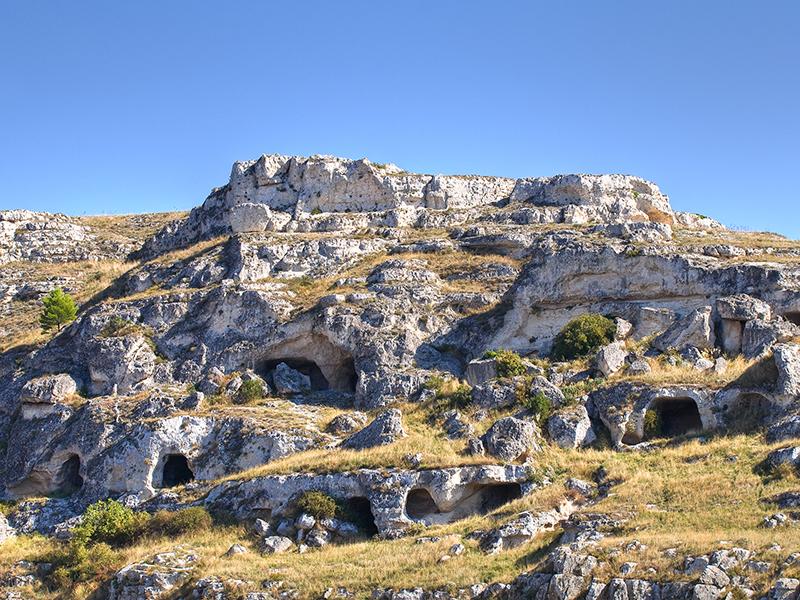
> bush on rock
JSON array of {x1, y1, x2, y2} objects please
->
[{"x1": 552, "y1": 314, "x2": 616, "y2": 360}]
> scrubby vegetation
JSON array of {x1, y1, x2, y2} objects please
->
[
  {"x1": 551, "y1": 313, "x2": 616, "y2": 360},
  {"x1": 295, "y1": 490, "x2": 338, "y2": 520},
  {"x1": 32, "y1": 501, "x2": 216, "y2": 592},
  {"x1": 237, "y1": 379, "x2": 266, "y2": 403},
  {"x1": 483, "y1": 349, "x2": 527, "y2": 378}
]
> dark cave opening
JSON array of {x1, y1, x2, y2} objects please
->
[
  {"x1": 405, "y1": 488, "x2": 440, "y2": 520},
  {"x1": 783, "y1": 312, "x2": 800, "y2": 326},
  {"x1": 262, "y1": 357, "x2": 330, "y2": 391},
  {"x1": 480, "y1": 482, "x2": 523, "y2": 513},
  {"x1": 646, "y1": 397, "x2": 703, "y2": 439},
  {"x1": 345, "y1": 496, "x2": 379, "y2": 536},
  {"x1": 161, "y1": 454, "x2": 195, "y2": 488},
  {"x1": 56, "y1": 454, "x2": 83, "y2": 495}
]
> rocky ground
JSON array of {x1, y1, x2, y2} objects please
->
[{"x1": 1, "y1": 154, "x2": 800, "y2": 599}]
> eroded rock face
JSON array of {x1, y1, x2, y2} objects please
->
[
  {"x1": 482, "y1": 417, "x2": 541, "y2": 461},
  {"x1": 343, "y1": 409, "x2": 406, "y2": 450}
]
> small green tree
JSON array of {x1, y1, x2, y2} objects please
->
[{"x1": 39, "y1": 288, "x2": 78, "y2": 332}]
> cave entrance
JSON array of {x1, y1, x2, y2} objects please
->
[
  {"x1": 161, "y1": 454, "x2": 194, "y2": 488},
  {"x1": 480, "y1": 482, "x2": 523, "y2": 513},
  {"x1": 345, "y1": 496, "x2": 378, "y2": 536},
  {"x1": 263, "y1": 358, "x2": 329, "y2": 391},
  {"x1": 258, "y1": 334, "x2": 357, "y2": 393},
  {"x1": 55, "y1": 454, "x2": 83, "y2": 495},
  {"x1": 783, "y1": 312, "x2": 800, "y2": 326},
  {"x1": 725, "y1": 392, "x2": 773, "y2": 433},
  {"x1": 405, "y1": 488, "x2": 440, "y2": 520},
  {"x1": 646, "y1": 397, "x2": 703, "y2": 439}
]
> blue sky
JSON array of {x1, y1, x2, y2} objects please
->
[{"x1": 1, "y1": 1, "x2": 798, "y2": 236}]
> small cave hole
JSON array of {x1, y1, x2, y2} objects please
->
[
  {"x1": 161, "y1": 454, "x2": 194, "y2": 488},
  {"x1": 645, "y1": 397, "x2": 703, "y2": 440},
  {"x1": 783, "y1": 312, "x2": 800, "y2": 326},
  {"x1": 405, "y1": 488, "x2": 440, "y2": 520},
  {"x1": 480, "y1": 482, "x2": 523, "y2": 513},
  {"x1": 55, "y1": 454, "x2": 83, "y2": 495},
  {"x1": 344, "y1": 496, "x2": 378, "y2": 536}
]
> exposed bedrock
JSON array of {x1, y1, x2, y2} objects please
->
[
  {"x1": 488, "y1": 243, "x2": 800, "y2": 356},
  {"x1": 204, "y1": 464, "x2": 532, "y2": 538}
]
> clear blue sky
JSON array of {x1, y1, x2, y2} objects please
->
[{"x1": 1, "y1": 1, "x2": 798, "y2": 236}]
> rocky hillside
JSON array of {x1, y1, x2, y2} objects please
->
[{"x1": 1, "y1": 154, "x2": 800, "y2": 599}]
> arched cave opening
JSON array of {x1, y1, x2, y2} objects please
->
[
  {"x1": 645, "y1": 397, "x2": 703, "y2": 440},
  {"x1": 55, "y1": 454, "x2": 83, "y2": 495},
  {"x1": 161, "y1": 454, "x2": 195, "y2": 488},
  {"x1": 405, "y1": 488, "x2": 440, "y2": 520},
  {"x1": 345, "y1": 496, "x2": 379, "y2": 536},
  {"x1": 724, "y1": 392, "x2": 773, "y2": 433},
  {"x1": 258, "y1": 334, "x2": 358, "y2": 393},
  {"x1": 480, "y1": 482, "x2": 523, "y2": 513}
]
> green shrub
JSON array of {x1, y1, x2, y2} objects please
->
[
  {"x1": 522, "y1": 391, "x2": 552, "y2": 422},
  {"x1": 147, "y1": 507, "x2": 213, "y2": 537},
  {"x1": 644, "y1": 409, "x2": 662, "y2": 439},
  {"x1": 39, "y1": 288, "x2": 78, "y2": 332},
  {"x1": 482, "y1": 349, "x2": 527, "y2": 378},
  {"x1": 237, "y1": 379, "x2": 265, "y2": 403},
  {"x1": 296, "y1": 490, "x2": 337, "y2": 519},
  {"x1": 551, "y1": 314, "x2": 616, "y2": 360},
  {"x1": 71, "y1": 500, "x2": 148, "y2": 547},
  {"x1": 47, "y1": 540, "x2": 118, "y2": 588}
]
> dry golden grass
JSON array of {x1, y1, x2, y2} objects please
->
[
  {"x1": 218, "y1": 402, "x2": 493, "y2": 481},
  {"x1": 77, "y1": 211, "x2": 187, "y2": 244},
  {"x1": 0, "y1": 259, "x2": 132, "y2": 353},
  {"x1": 613, "y1": 354, "x2": 754, "y2": 388},
  {"x1": 1, "y1": 434, "x2": 797, "y2": 598}
]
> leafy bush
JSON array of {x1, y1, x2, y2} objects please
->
[
  {"x1": 71, "y1": 499, "x2": 148, "y2": 547},
  {"x1": 521, "y1": 391, "x2": 552, "y2": 422},
  {"x1": 643, "y1": 409, "x2": 662, "y2": 439},
  {"x1": 237, "y1": 379, "x2": 265, "y2": 403},
  {"x1": 296, "y1": 490, "x2": 337, "y2": 519},
  {"x1": 483, "y1": 349, "x2": 527, "y2": 378},
  {"x1": 551, "y1": 314, "x2": 616, "y2": 360},
  {"x1": 147, "y1": 507, "x2": 213, "y2": 537},
  {"x1": 39, "y1": 288, "x2": 77, "y2": 332}
]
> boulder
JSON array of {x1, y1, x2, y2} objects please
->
[
  {"x1": 742, "y1": 318, "x2": 800, "y2": 359},
  {"x1": 261, "y1": 535, "x2": 293, "y2": 554},
  {"x1": 652, "y1": 307, "x2": 715, "y2": 352},
  {"x1": 547, "y1": 405, "x2": 596, "y2": 449},
  {"x1": 471, "y1": 377, "x2": 524, "y2": 410},
  {"x1": 464, "y1": 358, "x2": 498, "y2": 386},
  {"x1": 774, "y1": 343, "x2": 800, "y2": 398},
  {"x1": 19, "y1": 373, "x2": 78, "y2": 404},
  {"x1": 528, "y1": 376, "x2": 565, "y2": 408},
  {"x1": 342, "y1": 409, "x2": 406, "y2": 449},
  {"x1": 326, "y1": 412, "x2": 368, "y2": 435},
  {"x1": 481, "y1": 417, "x2": 541, "y2": 462},
  {"x1": 716, "y1": 294, "x2": 771, "y2": 321},
  {"x1": 594, "y1": 341, "x2": 628, "y2": 377},
  {"x1": 272, "y1": 362, "x2": 311, "y2": 395},
  {"x1": 108, "y1": 549, "x2": 199, "y2": 599},
  {"x1": 442, "y1": 410, "x2": 474, "y2": 439}
]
